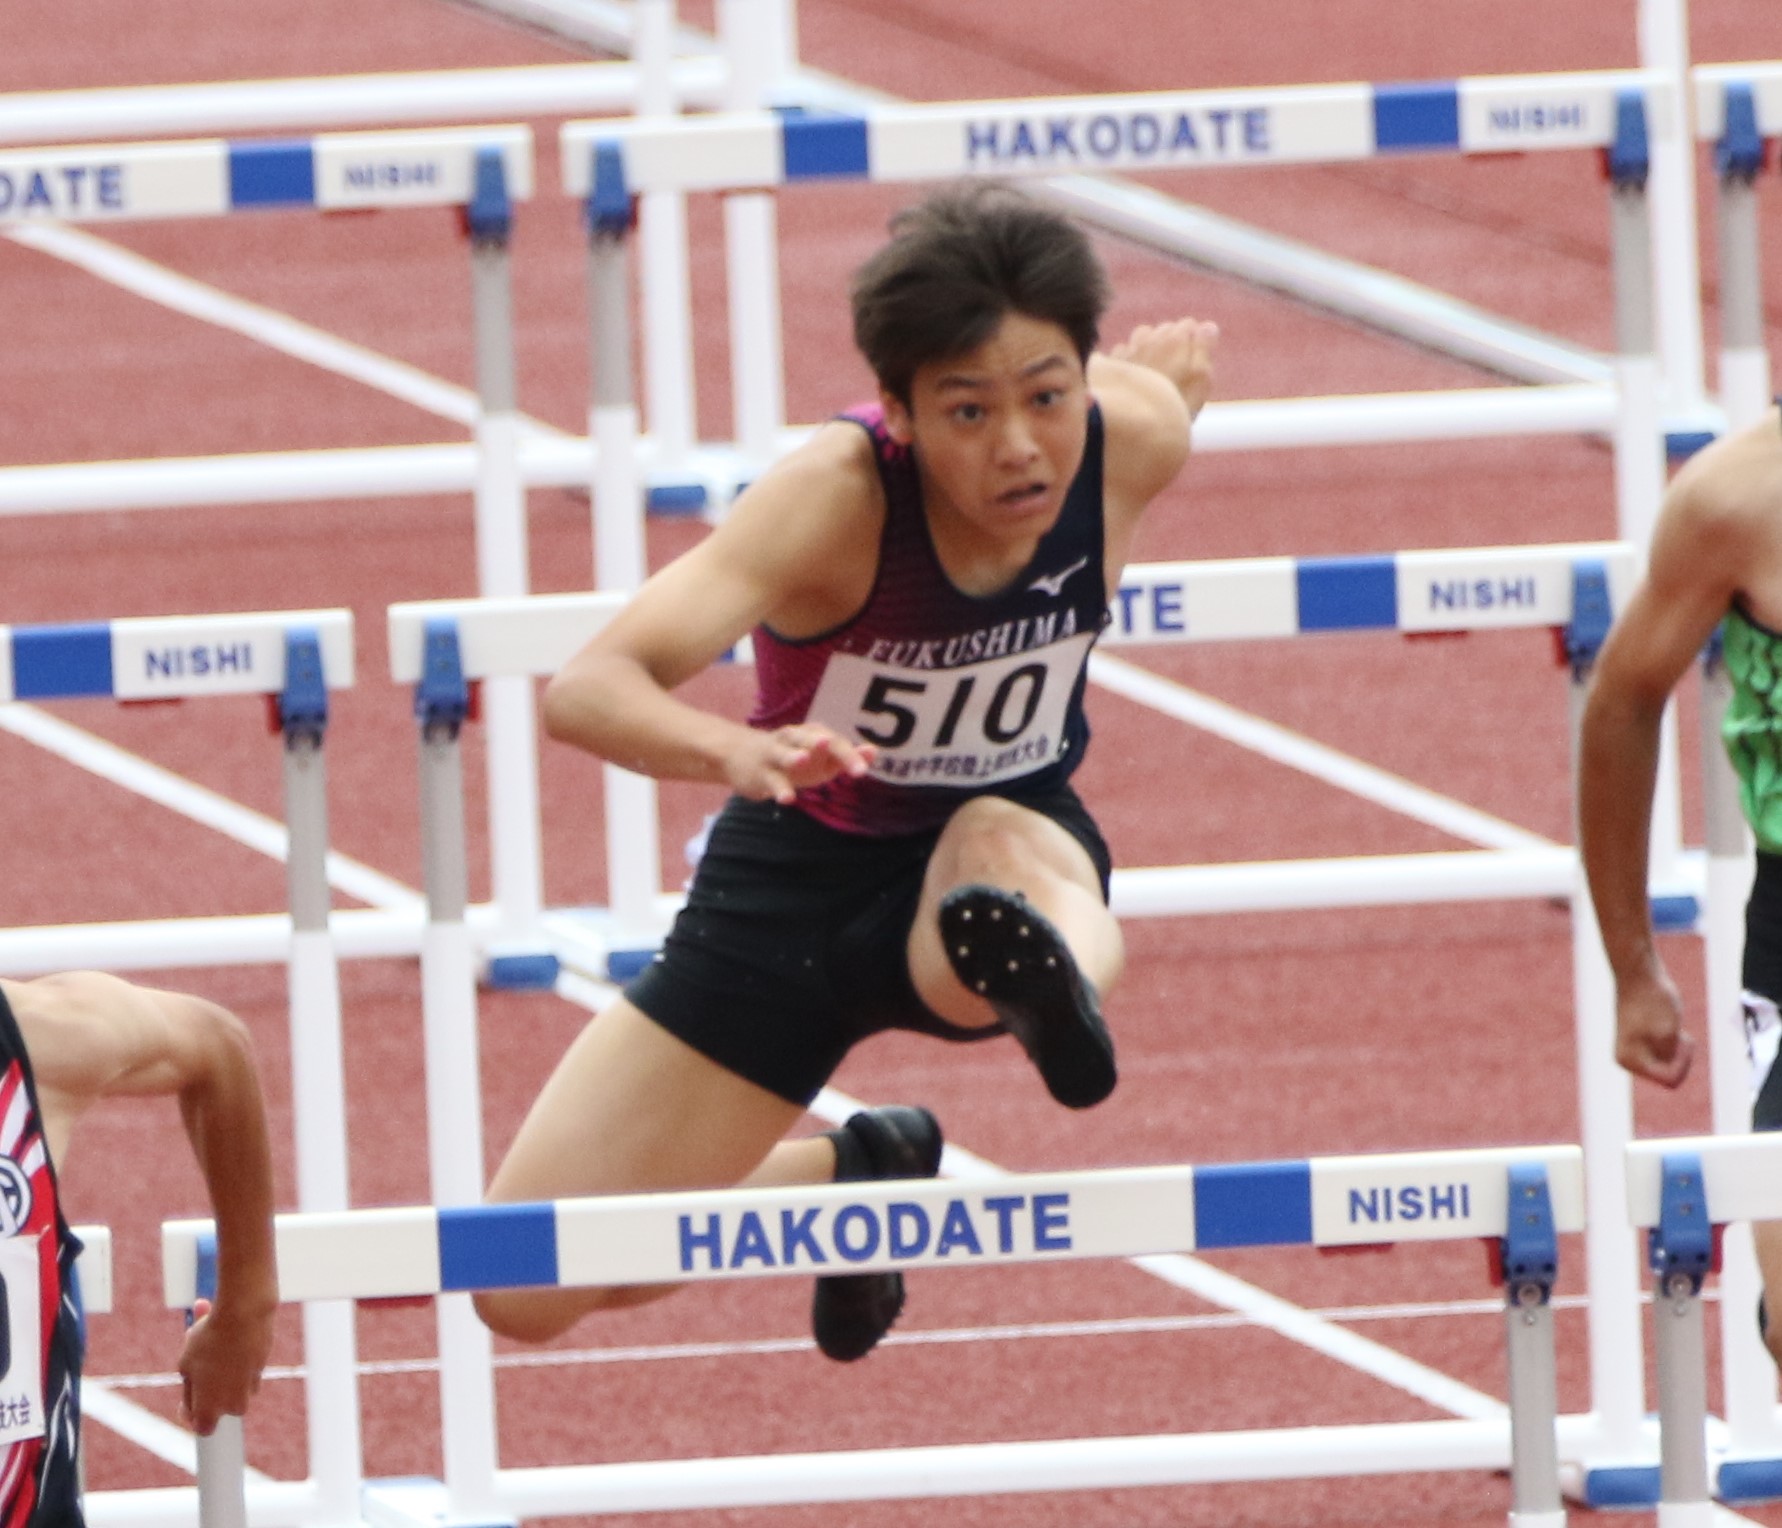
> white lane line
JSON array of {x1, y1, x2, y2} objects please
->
[
  {"x1": 79, "y1": 1382, "x2": 275, "y2": 1483},
  {"x1": 1089, "y1": 651, "x2": 1559, "y2": 853},
  {"x1": 6, "y1": 223, "x2": 568, "y2": 441},
  {"x1": 0, "y1": 704, "x2": 420, "y2": 911},
  {"x1": 88, "y1": 1294, "x2": 1580, "y2": 1391}
]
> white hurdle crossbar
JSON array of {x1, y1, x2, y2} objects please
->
[
  {"x1": 161, "y1": 1143, "x2": 1583, "y2": 1524},
  {"x1": 0, "y1": 609, "x2": 365, "y2": 1525}
]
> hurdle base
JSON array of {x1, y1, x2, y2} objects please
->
[
  {"x1": 540, "y1": 902, "x2": 681, "y2": 984},
  {"x1": 480, "y1": 949, "x2": 562, "y2": 991},
  {"x1": 1715, "y1": 1455, "x2": 1782, "y2": 1503},
  {"x1": 363, "y1": 1477, "x2": 515, "y2": 1528},
  {"x1": 1579, "y1": 1463, "x2": 1662, "y2": 1508}
]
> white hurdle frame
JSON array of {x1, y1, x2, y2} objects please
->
[
  {"x1": 384, "y1": 539, "x2": 1657, "y2": 1507},
  {"x1": 160, "y1": 1144, "x2": 1584, "y2": 1524},
  {"x1": 0, "y1": 125, "x2": 553, "y2": 979},
  {"x1": 1627, "y1": 1135, "x2": 1782, "y2": 1515},
  {"x1": 0, "y1": 610, "x2": 365, "y2": 1525}
]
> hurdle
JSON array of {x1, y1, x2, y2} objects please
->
[
  {"x1": 0, "y1": 123, "x2": 555, "y2": 976},
  {"x1": 1626, "y1": 1134, "x2": 1782, "y2": 1516},
  {"x1": 158, "y1": 1141, "x2": 1581, "y2": 1523},
  {"x1": 0, "y1": 608, "x2": 364, "y2": 1524},
  {"x1": 385, "y1": 537, "x2": 1656, "y2": 1497}
]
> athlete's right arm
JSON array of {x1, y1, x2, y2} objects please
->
[
  {"x1": 543, "y1": 423, "x2": 880, "y2": 803},
  {"x1": 1, "y1": 973, "x2": 278, "y2": 1433},
  {"x1": 1579, "y1": 439, "x2": 1765, "y2": 1086}
]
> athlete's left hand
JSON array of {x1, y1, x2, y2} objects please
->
[
  {"x1": 1110, "y1": 318, "x2": 1218, "y2": 420},
  {"x1": 178, "y1": 1296, "x2": 276, "y2": 1434}
]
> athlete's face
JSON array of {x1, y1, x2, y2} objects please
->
[{"x1": 881, "y1": 310, "x2": 1091, "y2": 552}]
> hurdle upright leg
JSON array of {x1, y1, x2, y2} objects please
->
[
  {"x1": 635, "y1": 0, "x2": 699, "y2": 472},
  {"x1": 1605, "y1": 89, "x2": 1684, "y2": 890},
  {"x1": 278, "y1": 631, "x2": 365, "y2": 1525},
  {"x1": 586, "y1": 153, "x2": 666, "y2": 964},
  {"x1": 1713, "y1": 82, "x2": 1773, "y2": 433},
  {"x1": 1501, "y1": 1164, "x2": 1564, "y2": 1528},
  {"x1": 719, "y1": 0, "x2": 789, "y2": 476},
  {"x1": 409, "y1": 619, "x2": 507, "y2": 1528},
  {"x1": 467, "y1": 147, "x2": 547, "y2": 951},
  {"x1": 1649, "y1": 1154, "x2": 1716, "y2": 1528}
]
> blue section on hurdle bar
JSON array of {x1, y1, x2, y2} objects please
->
[
  {"x1": 1582, "y1": 1465, "x2": 1661, "y2": 1507},
  {"x1": 647, "y1": 482, "x2": 710, "y2": 515},
  {"x1": 780, "y1": 111, "x2": 872, "y2": 180},
  {"x1": 438, "y1": 1203, "x2": 559, "y2": 1292},
  {"x1": 1718, "y1": 1458, "x2": 1782, "y2": 1504},
  {"x1": 1192, "y1": 1161, "x2": 1312, "y2": 1248},
  {"x1": 1371, "y1": 83, "x2": 1461, "y2": 153},
  {"x1": 193, "y1": 1231, "x2": 219, "y2": 1304},
  {"x1": 485, "y1": 952, "x2": 561, "y2": 990},
  {"x1": 11, "y1": 624, "x2": 113, "y2": 699},
  {"x1": 228, "y1": 140, "x2": 316, "y2": 208},
  {"x1": 1295, "y1": 557, "x2": 1397, "y2": 631},
  {"x1": 607, "y1": 947, "x2": 659, "y2": 982},
  {"x1": 1649, "y1": 893, "x2": 1699, "y2": 932},
  {"x1": 1665, "y1": 429, "x2": 1718, "y2": 460}
]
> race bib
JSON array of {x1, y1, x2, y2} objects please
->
[
  {"x1": 808, "y1": 633, "x2": 1094, "y2": 787},
  {"x1": 0, "y1": 1235, "x2": 45, "y2": 1445}
]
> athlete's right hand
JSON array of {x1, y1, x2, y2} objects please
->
[
  {"x1": 728, "y1": 725, "x2": 877, "y2": 805},
  {"x1": 1614, "y1": 968, "x2": 1694, "y2": 1088}
]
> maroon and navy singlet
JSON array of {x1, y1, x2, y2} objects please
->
[
  {"x1": 0, "y1": 993, "x2": 84, "y2": 1528},
  {"x1": 749, "y1": 403, "x2": 1109, "y2": 835}
]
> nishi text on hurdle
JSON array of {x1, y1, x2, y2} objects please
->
[
  {"x1": 144, "y1": 642, "x2": 256, "y2": 680},
  {"x1": 1347, "y1": 1182, "x2": 1475, "y2": 1225}
]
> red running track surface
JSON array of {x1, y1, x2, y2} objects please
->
[{"x1": 8, "y1": 2, "x2": 1782, "y2": 1525}]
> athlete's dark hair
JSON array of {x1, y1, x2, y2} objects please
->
[{"x1": 849, "y1": 182, "x2": 1111, "y2": 407}]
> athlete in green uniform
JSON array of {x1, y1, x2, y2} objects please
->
[{"x1": 1579, "y1": 403, "x2": 1782, "y2": 1366}]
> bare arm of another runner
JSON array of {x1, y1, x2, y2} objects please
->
[
  {"x1": 2, "y1": 973, "x2": 278, "y2": 1435},
  {"x1": 1579, "y1": 428, "x2": 1777, "y2": 1085}
]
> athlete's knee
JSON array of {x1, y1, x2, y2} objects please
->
[
  {"x1": 941, "y1": 797, "x2": 1059, "y2": 881},
  {"x1": 473, "y1": 1288, "x2": 582, "y2": 1344}
]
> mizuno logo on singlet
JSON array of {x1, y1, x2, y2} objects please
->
[{"x1": 1027, "y1": 556, "x2": 1089, "y2": 597}]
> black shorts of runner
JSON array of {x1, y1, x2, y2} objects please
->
[
  {"x1": 1748, "y1": 851, "x2": 1782, "y2": 1131},
  {"x1": 624, "y1": 783, "x2": 1113, "y2": 1106}
]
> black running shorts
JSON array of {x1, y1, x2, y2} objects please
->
[
  {"x1": 1748, "y1": 851, "x2": 1782, "y2": 1131},
  {"x1": 624, "y1": 783, "x2": 1112, "y2": 1106}
]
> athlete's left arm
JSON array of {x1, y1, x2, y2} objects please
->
[
  {"x1": 3, "y1": 973, "x2": 278, "y2": 1434},
  {"x1": 1089, "y1": 318, "x2": 1218, "y2": 535}
]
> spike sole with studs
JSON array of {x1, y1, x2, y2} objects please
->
[{"x1": 937, "y1": 883, "x2": 1116, "y2": 1109}]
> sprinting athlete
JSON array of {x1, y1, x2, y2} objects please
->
[
  {"x1": 0, "y1": 973, "x2": 277, "y2": 1523},
  {"x1": 477, "y1": 182, "x2": 1217, "y2": 1361},
  {"x1": 1578, "y1": 404, "x2": 1782, "y2": 1368}
]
